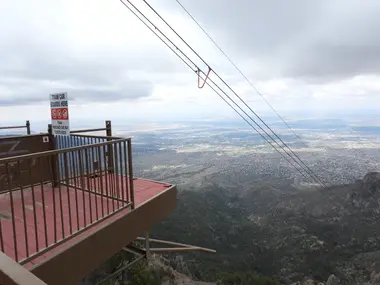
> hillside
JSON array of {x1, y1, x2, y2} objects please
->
[{"x1": 149, "y1": 172, "x2": 380, "y2": 284}]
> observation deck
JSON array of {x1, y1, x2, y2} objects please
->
[{"x1": 0, "y1": 121, "x2": 177, "y2": 285}]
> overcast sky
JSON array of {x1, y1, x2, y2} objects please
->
[{"x1": 1, "y1": 0, "x2": 380, "y2": 128}]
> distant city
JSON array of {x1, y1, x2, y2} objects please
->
[
  {"x1": 107, "y1": 114, "x2": 380, "y2": 188},
  {"x1": 2, "y1": 113, "x2": 380, "y2": 187}
]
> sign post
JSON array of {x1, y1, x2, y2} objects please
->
[{"x1": 50, "y1": 92, "x2": 70, "y2": 136}]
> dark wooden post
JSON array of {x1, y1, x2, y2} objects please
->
[
  {"x1": 48, "y1": 124, "x2": 58, "y2": 187},
  {"x1": 26, "y1": 120, "x2": 31, "y2": 135},
  {"x1": 105, "y1": 120, "x2": 114, "y2": 173},
  {"x1": 145, "y1": 232, "x2": 150, "y2": 261}
]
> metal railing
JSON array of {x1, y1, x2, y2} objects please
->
[
  {"x1": 69, "y1": 120, "x2": 112, "y2": 135},
  {"x1": 0, "y1": 138, "x2": 134, "y2": 265},
  {"x1": 54, "y1": 120, "x2": 119, "y2": 175},
  {"x1": 0, "y1": 121, "x2": 31, "y2": 135},
  {"x1": 54, "y1": 120, "x2": 113, "y2": 148},
  {"x1": 54, "y1": 120, "x2": 116, "y2": 161}
]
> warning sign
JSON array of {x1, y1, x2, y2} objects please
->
[{"x1": 50, "y1": 92, "x2": 70, "y2": 136}]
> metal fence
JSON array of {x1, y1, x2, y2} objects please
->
[
  {"x1": 0, "y1": 121, "x2": 118, "y2": 194},
  {"x1": 0, "y1": 137, "x2": 134, "y2": 265},
  {"x1": 0, "y1": 121, "x2": 31, "y2": 135},
  {"x1": 54, "y1": 120, "x2": 121, "y2": 178},
  {"x1": 54, "y1": 120, "x2": 121, "y2": 180},
  {"x1": 55, "y1": 120, "x2": 113, "y2": 149}
]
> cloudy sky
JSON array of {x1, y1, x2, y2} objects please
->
[{"x1": 1, "y1": 0, "x2": 380, "y2": 129}]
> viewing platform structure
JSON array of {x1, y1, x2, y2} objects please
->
[{"x1": 0, "y1": 121, "x2": 177, "y2": 285}]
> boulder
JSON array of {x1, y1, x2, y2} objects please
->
[{"x1": 326, "y1": 274, "x2": 340, "y2": 285}]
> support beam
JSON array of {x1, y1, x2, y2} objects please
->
[
  {"x1": 150, "y1": 247, "x2": 215, "y2": 253},
  {"x1": 145, "y1": 232, "x2": 150, "y2": 260},
  {"x1": 122, "y1": 245, "x2": 145, "y2": 256},
  {"x1": 95, "y1": 255, "x2": 144, "y2": 285},
  {"x1": 135, "y1": 237, "x2": 216, "y2": 254}
]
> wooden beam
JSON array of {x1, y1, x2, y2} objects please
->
[
  {"x1": 145, "y1": 232, "x2": 150, "y2": 260},
  {"x1": 95, "y1": 255, "x2": 144, "y2": 285},
  {"x1": 122, "y1": 245, "x2": 145, "y2": 256},
  {"x1": 150, "y1": 247, "x2": 216, "y2": 253},
  {"x1": 135, "y1": 237, "x2": 216, "y2": 254}
]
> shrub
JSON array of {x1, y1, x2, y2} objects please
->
[{"x1": 216, "y1": 271, "x2": 278, "y2": 285}]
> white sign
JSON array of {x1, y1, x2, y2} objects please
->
[{"x1": 50, "y1": 92, "x2": 70, "y2": 136}]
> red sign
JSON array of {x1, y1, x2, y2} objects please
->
[
  {"x1": 51, "y1": 108, "x2": 69, "y2": 120},
  {"x1": 50, "y1": 92, "x2": 70, "y2": 136}
]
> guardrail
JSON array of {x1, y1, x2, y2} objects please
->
[
  {"x1": 0, "y1": 138, "x2": 134, "y2": 264},
  {"x1": 0, "y1": 121, "x2": 30, "y2": 135},
  {"x1": 54, "y1": 120, "x2": 118, "y2": 174},
  {"x1": 69, "y1": 120, "x2": 112, "y2": 135}
]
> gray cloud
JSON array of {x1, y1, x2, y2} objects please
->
[
  {"x1": 2, "y1": 0, "x2": 380, "y2": 111},
  {"x1": 0, "y1": 8, "x2": 181, "y2": 107},
  {"x1": 159, "y1": 0, "x2": 380, "y2": 82},
  {"x1": 0, "y1": 79, "x2": 153, "y2": 107}
]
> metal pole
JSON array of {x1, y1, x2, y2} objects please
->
[
  {"x1": 26, "y1": 120, "x2": 31, "y2": 135},
  {"x1": 106, "y1": 120, "x2": 114, "y2": 173},
  {"x1": 105, "y1": 120, "x2": 112, "y2": 137},
  {"x1": 48, "y1": 124, "x2": 58, "y2": 187},
  {"x1": 127, "y1": 139, "x2": 135, "y2": 209}
]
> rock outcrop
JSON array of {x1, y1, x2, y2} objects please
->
[{"x1": 361, "y1": 172, "x2": 380, "y2": 197}]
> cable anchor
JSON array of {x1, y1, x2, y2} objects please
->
[{"x1": 197, "y1": 67, "x2": 212, "y2": 89}]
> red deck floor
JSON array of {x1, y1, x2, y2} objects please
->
[{"x1": 0, "y1": 175, "x2": 172, "y2": 268}]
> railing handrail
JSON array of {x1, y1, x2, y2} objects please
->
[
  {"x1": 0, "y1": 137, "x2": 131, "y2": 164},
  {"x1": 0, "y1": 121, "x2": 30, "y2": 135},
  {"x1": 0, "y1": 252, "x2": 47, "y2": 285},
  {"x1": 0, "y1": 126, "x2": 26, "y2": 130},
  {"x1": 70, "y1": 134, "x2": 123, "y2": 140},
  {"x1": 70, "y1": 127, "x2": 107, "y2": 134},
  {"x1": 0, "y1": 131, "x2": 114, "y2": 141},
  {"x1": 0, "y1": 133, "x2": 48, "y2": 140}
]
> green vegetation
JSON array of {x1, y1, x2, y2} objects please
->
[
  {"x1": 129, "y1": 260, "x2": 175, "y2": 285},
  {"x1": 216, "y1": 272, "x2": 278, "y2": 285},
  {"x1": 151, "y1": 182, "x2": 380, "y2": 283},
  {"x1": 151, "y1": 185, "x2": 283, "y2": 281},
  {"x1": 82, "y1": 174, "x2": 380, "y2": 284}
]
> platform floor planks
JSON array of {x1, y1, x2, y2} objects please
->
[{"x1": 0, "y1": 175, "x2": 171, "y2": 268}]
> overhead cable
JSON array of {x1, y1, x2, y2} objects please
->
[
  {"x1": 140, "y1": 0, "x2": 327, "y2": 187},
  {"x1": 174, "y1": 0, "x2": 308, "y2": 148},
  {"x1": 118, "y1": 0, "x2": 327, "y2": 187}
]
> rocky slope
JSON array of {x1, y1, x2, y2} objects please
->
[
  {"x1": 291, "y1": 250, "x2": 380, "y2": 285},
  {"x1": 151, "y1": 171, "x2": 380, "y2": 284},
  {"x1": 79, "y1": 254, "x2": 215, "y2": 285},
  {"x1": 241, "y1": 171, "x2": 380, "y2": 284}
]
